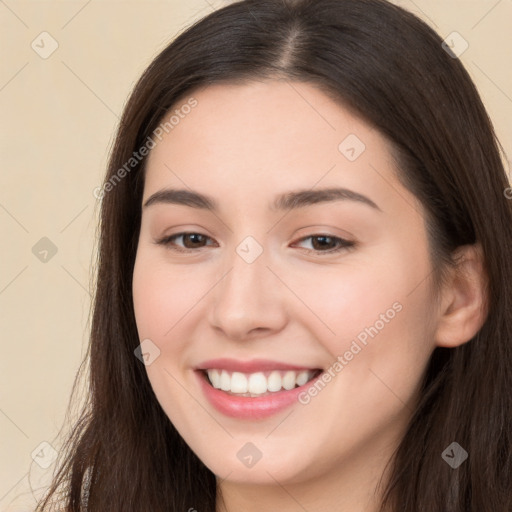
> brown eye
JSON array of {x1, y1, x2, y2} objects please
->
[
  {"x1": 180, "y1": 233, "x2": 209, "y2": 249},
  {"x1": 293, "y1": 235, "x2": 355, "y2": 254},
  {"x1": 311, "y1": 236, "x2": 338, "y2": 251},
  {"x1": 155, "y1": 232, "x2": 215, "y2": 252}
]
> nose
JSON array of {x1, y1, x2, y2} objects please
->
[{"x1": 208, "y1": 244, "x2": 288, "y2": 341}]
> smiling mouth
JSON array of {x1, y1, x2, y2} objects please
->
[{"x1": 200, "y1": 368, "x2": 323, "y2": 397}]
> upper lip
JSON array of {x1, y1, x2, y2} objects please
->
[{"x1": 195, "y1": 358, "x2": 322, "y2": 373}]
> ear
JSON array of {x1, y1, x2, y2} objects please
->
[{"x1": 434, "y1": 243, "x2": 489, "y2": 348}]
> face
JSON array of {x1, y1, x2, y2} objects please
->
[{"x1": 132, "y1": 79, "x2": 440, "y2": 487}]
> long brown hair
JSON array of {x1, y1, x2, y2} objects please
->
[{"x1": 36, "y1": 0, "x2": 512, "y2": 509}]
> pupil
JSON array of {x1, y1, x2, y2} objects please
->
[
  {"x1": 313, "y1": 236, "x2": 334, "y2": 250},
  {"x1": 185, "y1": 234, "x2": 204, "y2": 248}
]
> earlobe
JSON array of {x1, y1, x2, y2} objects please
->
[{"x1": 434, "y1": 243, "x2": 489, "y2": 348}]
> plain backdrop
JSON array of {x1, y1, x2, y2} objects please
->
[{"x1": 1, "y1": 0, "x2": 511, "y2": 509}]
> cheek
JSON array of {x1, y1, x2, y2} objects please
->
[
  {"x1": 284, "y1": 258, "x2": 402, "y2": 343},
  {"x1": 293, "y1": 248, "x2": 436, "y2": 382},
  {"x1": 132, "y1": 253, "x2": 203, "y2": 412},
  {"x1": 132, "y1": 252, "x2": 207, "y2": 340}
]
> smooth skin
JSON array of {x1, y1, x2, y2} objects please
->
[{"x1": 132, "y1": 79, "x2": 487, "y2": 512}]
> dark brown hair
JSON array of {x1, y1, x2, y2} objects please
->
[{"x1": 36, "y1": 0, "x2": 512, "y2": 510}]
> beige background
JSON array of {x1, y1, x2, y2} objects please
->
[{"x1": 1, "y1": 0, "x2": 511, "y2": 509}]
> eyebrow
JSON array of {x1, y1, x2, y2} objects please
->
[{"x1": 143, "y1": 187, "x2": 382, "y2": 212}]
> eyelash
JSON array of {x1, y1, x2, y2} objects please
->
[{"x1": 154, "y1": 232, "x2": 356, "y2": 255}]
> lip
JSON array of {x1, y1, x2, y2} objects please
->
[
  {"x1": 195, "y1": 367, "x2": 324, "y2": 420},
  {"x1": 195, "y1": 358, "x2": 320, "y2": 373}
]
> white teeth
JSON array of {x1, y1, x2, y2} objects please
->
[
  {"x1": 220, "y1": 370, "x2": 231, "y2": 391},
  {"x1": 267, "y1": 371, "x2": 282, "y2": 392},
  {"x1": 248, "y1": 372, "x2": 267, "y2": 394},
  {"x1": 231, "y1": 372, "x2": 248, "y2": 393},
  {"x1": 208, "y1": 369, "x2": 221, "y2": 388},
  {"x1": 205, "y1": 368, "x2": 318, "y2": 396},
  {"x1": 282, "y1": 371, "x2": 296, "y2": 390},
  {"x1": 296, "y1": 370, "x2": 310, "y2": 386}
]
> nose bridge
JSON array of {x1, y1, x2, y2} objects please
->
[
  {"x1": 218, "y1": 237, "x2": 270, "y2": 311},
  {"x1": 208, "y1": 235, "x2": 286, "y2": 338}
]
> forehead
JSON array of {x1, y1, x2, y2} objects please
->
[
  {"x1": 142, "y1": 80, "x2": 419, "y2": 217},
  {"x1": 152, "y1": 79, "x2": 375, "y2": 157}
]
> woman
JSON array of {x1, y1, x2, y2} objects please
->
[{"x1": 37, "y1": 0, "x2": 512, "y2": 510}]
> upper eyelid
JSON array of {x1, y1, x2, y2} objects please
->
[
  {"x1": 158, "y1": 231, "x2": 354, "y2": 250},
  {"x1": 160, "y1": 232, "x2": 348, "y2": 242}
]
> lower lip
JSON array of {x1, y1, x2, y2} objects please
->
[{"x1": 195, "y1": 370, "x2": 323, "y2": 420}]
